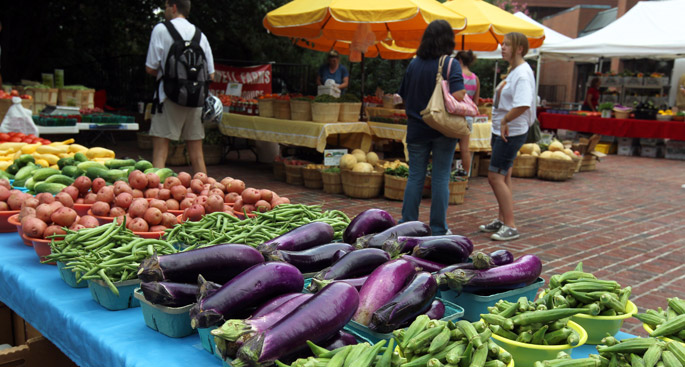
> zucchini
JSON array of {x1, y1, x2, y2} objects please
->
[
  {"x1": 144, "y1": 167, "x2": 159, "y2": 174},
  {"x1": 102, "y1": 169, "x2": 127, "y2": 183},
  {"x1": 155, "y1": 167, "x2": 176, "y2": 182},
  {"x1": 134, "y1": 159, "x2": 153, "y2": 171},
  {"x1": 0, "y1": 170, "x2": 13, "y2": 180},
  {"x1": 77, "y1": 161, "x2": 107, "y2": 171},
  {"x1": 105, "y1": 158, "x2": 136, "y2": 169},
  {"x1": 5, "y1": 163, "x2": 20, "y2": 175},
  {"x1": 57, "y1": 157, "x2": 76, "y2": 169},
  {"x1": 25, "y1": 177, "x2": 36, "y2": 190},
  {"x1": 45, "y1": 174, "x2": 75, "y2": 186},
  {"x1": 85, "y1": 167, "x2": 109, "y2": 180},
  {"x1": 31, "y1": 167, "x2": 61, "y2": 182},
  {"x1": 34, "y1": 182, "x2": 67, "y2": 195},
  {"x1": 14, "y1": 163, "x2": 38, "y2": 181},
  {"x1": 15, "y1": 154, "x2": 35, "y2": 168},
  {"x1": 61, "y1": 165, "x2": 83, "y2": 178},
  {"x1": 73, "y1": 152, "x2": 88, "y2": 162}
]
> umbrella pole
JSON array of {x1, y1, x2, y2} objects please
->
[
  {"x1": 535, "y1": 55, "x2": 541, "y2": 100},
  {"x1": 493, "y1": 60, "x2": 499, "y2": 96},
  {"x1": 359, "y1": 53, "x2": 367, "y2": 121}
]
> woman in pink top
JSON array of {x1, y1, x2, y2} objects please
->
[{"x1": 456, "y1": 50, "x2": 480, "y2": 105}]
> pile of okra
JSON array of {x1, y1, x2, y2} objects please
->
[{"x1": 635, "y1": 297, "x2": 685, "y2": 342}]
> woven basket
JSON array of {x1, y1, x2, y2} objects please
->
[
  {"x1": 478, "y1": 158, "x2": 490, "y2": 177},
  {"x1": 339, "y1": 103, "x2": 362, "y2": 122},
  {"x1": 422, "y1": 176, "x2": 431, "y2": 197},
  {"x1": 384, "y1": 174, "x2": 407, "y2": 201},
  {"x1": 312, "y1": 103, "x2": 341, "y2": 123},
  {"x1": 258, "y1": 99, "x2": 274, "y2": 117},
  {"x1": 449, "y1": 180, "x2": 468, "y2": 205},
  {"x1": 382, "y1": 95, "x2": 395, "y2": 109},
  {"x1": 290, "y1": 100, "x2": 312, "y2": 121},
  {"x1": 273, "y1": 161, "x2": 286, "y2": 181},
  {"x1": 273, "y1": 99, "x2": 291, "y2": 120},
  {"x1": 341, "y1": 168, "x2": 384, "y2": 199},
  {"x1": 203, "y1": 144, "x2": 223, "y2": 165},
  {"x1": 26, "y1": 88, "x2": 58, "y2": 105},
  {"x1": 580, "y1": 155, "x2": 598, "y2": 172},
  {"x1": 166, "y1": 144, "x2": 188, "y2": 166},
  {"x1": 571, "y1": 154, "x2": 582, "y2": 173},
  {"x1": 302, "y1": 167, "x2": 323, "y2": 189},
  {"x1": 321, "y1": 171, "x2": 343, "y2": 194},
  {"x1": 512, "y1": 155, "x2": 538, "y2": 178},
  {"x1": 537, "y1": 157, "x2": 576, "y2": 181},
  {"x1": 614, "y1": 111, "x2": 630, "y2": 119},
  {"x1": 285, "y1": 164, "x2": 304, "y2": 185}
]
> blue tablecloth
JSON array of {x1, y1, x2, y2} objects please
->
[
  {"x1": 0, "y1": 232, "x2": 218, "y2": 367},
  {"x1": 0, "y1": 230, "x2": 638, "y2": 367}
]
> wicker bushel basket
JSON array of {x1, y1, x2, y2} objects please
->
[
  {"x1": 311, "y1": 103, "x2": 341, "y2": 123},
  {"x1": 339, "y1": 103, "x2": 362, "y2": 122},
  {"x1": 285, "y1": 164, "x2": 304, "y2": 185},
  {"x1": 273, "y1": 99, "x2": 291, "y2": 120},
  {"x1": 341, "y1": 168, "x2": 384, "y2": 199},
  {"x1": 580, "y1": 155, "x2": 598, "y2": 172},
  {"x1": 571, "y1": 154, "x2": 582, "y2": 173},
  {"x1": 302, "y1": 167, "x2": 323, "y2": 189},
  {"x1": 512, "y1": 155, "x2": 538, "y2": 178},
  {"x1": 273, "y1": 161, "x2": 286, "y2": 181},
  {"x1": 448, "y1": 180, "x2": 468, "y2": 205},
  {"x1": 321, "y1": 171, "x2": 343, "y2": 194},
  {"x1": 290, "y1": 99, "x2": 312, "y2": 121},
  {"x1": 537, "y1": 157, "x2": 576, "y2": 181},
  {"x1": 258, "y1": 99, "x2": 274, "y2": 117},
  {"x1": 384, "y1": 174, "x2": 407, "y2": 201}
]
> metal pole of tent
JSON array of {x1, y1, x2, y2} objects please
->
[
  {"x1": 359, "y1": 53, "x2": 367, "y2": 121},
  {"x1": 493, "y1": 60, "x2": 499, "y2": 96},
  {"x1": 535, "y1": 54, "x2": 542, "y2": 100}
]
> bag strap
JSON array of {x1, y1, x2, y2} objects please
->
[
  {"x1": 163, "y1": 20, "x2": 183, "y2": 42},
  {"x1": 436, "y1": 55, "x2": 447, "y2": 81},
  {"x1": 446, "y1": 56, "x2": 452, "y2": 79},
  {"x1": 191, "y1": 26, "x2": 202, "y2": 46}
]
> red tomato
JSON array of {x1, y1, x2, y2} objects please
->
[
  {"x1": 22, "y1": 138, "x2": 33, "y2": 143},
  {"x1": 10, "y1": 90, "x2": 19, "y2": 97},
  {"x1": 27, "y1": 134, "x2": 36, "y2": 139},
  {"x1": 41, "y1": 140, "x2": 51, "y2": 145},
  {"x1": 9, "y1": 137, "x2": 22, "y2": 142},
  {"x1": 0, "y1": 133, "x2": 9, "y2": 141},
  {"x1": 30, "y1": 138, "x2": 41, "y2": 144}
]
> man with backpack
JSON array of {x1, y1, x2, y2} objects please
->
[{"x1": 145, "y1": 0, "x2": 215, "y2": 174}]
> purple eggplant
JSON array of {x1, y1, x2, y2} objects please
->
[
  {"x1": 436, "y1": 262, "x2": 476, "y2": 291},
  {"x1": 313, "y1": 248, "x2": 390, "y2": 281},
  {"x1": 212, "y1": 293, "x2": 314, "y2": 342},
  {"x1": 425, "y1": 299, "x2": 446, "y2": 319},
  {"x1": 411, "y1": 238, "x2": 471, "y2": 264},
  {"x1": 308, "y1": 276, "x2": 368, "y2": 293},
  {"x1": 343, "y1": 209, "x2": 396, "y2": 244},
  {"x1": 140, "y1": 281, "x2": 201, "y2": 307},
  {"x1": 252, "y1": 293, "x2": 308, "y2": 318},
  {"x1": 442, "y1": 254, "x2": 542, "y2": 293},
  {"x1": 401, "y1": 254, "x2": 448, "y2": 273},
  {"x1": 322, "y1": 330, "x2": 358, "y2": 350},
  {"x1": 235, "y1": 282, "x2": 359, "y2": 366},
  {"x1": 190, "y1": 262, "x2": 304, "y2": 329},
  {"x1": 356, "y1": 221, "x2": 431, "y2": 249},
  {"x1": 368, "y1": 271, "x2": 438, "y2": 333},
  {"x1": 137, "y1": 244, "x2": 264, "y2": 284},
  {"x1": 472, "y1": 250, "x2": 514, "y2": 269},
  {"x1": 257, "y1": 222, "x2": 334, "y2": 255},
  {"x1": 270, "y1": 243, "x2": 355, "y2": 273},
  {"x1": 383, "y1": 235, "x2": 474, "y2": 257},
  {"x1": 353, "y1": 258, "x2": 416, "y2": 325}
]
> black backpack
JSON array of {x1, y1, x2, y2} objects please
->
[{"x1": 154, "y1": 20, "x2": 210, "y2": 111}]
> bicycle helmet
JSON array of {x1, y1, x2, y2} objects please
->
[{"x1": 202, "y1": 95, "x2": 223, "y2": 124}]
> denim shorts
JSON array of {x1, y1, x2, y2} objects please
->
[{"x1": 489, "y1": 133, "x2": 528, "y2": 175}]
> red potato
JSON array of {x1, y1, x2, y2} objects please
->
[
  {"x1": 209, "y1": 188, "x2": 224, "y2": 197},
  {"x1": 226, "y1": 179, "x2": 245, "y2": 194},
  {"x1": 165, "y1": 199, "x2": 180, "y2": 210},
  {"x1": 199, "y1": 189, "x2": 209, "y2": 197},
  {"x1": 114, "y1": 192, "x2": 133, "y2": 209},
  {"x1": 150, "y1": 225, "x2": 167, "y2": 232},
  {"x1": 128, "y1": 217, "x2": 149, "y2": 232},
  {"x1": 109, "y1": 206, "x2": 126, "y2": 218},
  {"x1": 51, "y1": 207, "x2": 77, "y2": 227},
  {"x1": 143, "y1": 207, "x2": 163, "y2": 226},
  {"x1": 233, "y1": 197, "x2": 243, "y2": 212},
  {"x1": 62, "y1": 185, "x2": 80, "y2": 201},
  {"x1": 205, "y1": 195, "x2": 224, "y2": 214},
  {"x1": 128, "y1": 170, "x2": 148, "y2": 190},
  {"x1": 185, "y1": 192, "x2": 197, "y2": 199},
  {"x1": 190, "y1": 179, "x2": 204, "y2": 194},
  {"x1": 75, "y1": 198, "x2": 85, "y2": 204},
  {"x1": 194, "y1": 172, "x2": 208, "y2": 183},
  {"x1": 203, "y1": 183, "x2": 211, "y2": 190},
  {"x1": 55, "y1": 192, "x2": 74, "y2": 208},
  {"x1": 18, "y1": 206, "x2": 36, "y2": 220},
  {"x1": 0, "y1": 202, "x2": 9, "y2": 211},
  {"x1": 242, "y1": 204, "x2": 256, "y2": 214},
  {"x1": 73, "y1": 176, "x2": 92, "y2": 196},
  {"x1": 78, "y1": 215, "x2": 99, "y2": 228},
  {"x1": 22, "y1": 217, "x2": 47, "y2": 239},
  {"x1": 163, "y1": 176, "x2": 182, "y2": 189},
  {"x1": 23, "y1": 197, "x2": 40, "y2": 209},
  {"x1": 177, "y1": 171, "x2": 192, "y2": 188},
  {"x1": 113, "y1": 181, "x2": 133, "y2": 196},
  {"x1": 0, "y1": 179, "x2": 10, "y2": 190},
  {"x1": 207, "y1": 177, "x2": 216, "y2": 186},
  {"x1": 91, "y1": 201, "x2": 110, "y2": 217},
  {"x1": 146, "y1": 173, "x2": 161, "y2": 189},
  {"x1": 157, "y1": 188, "x2": 171, "y2": 200},
  {"x1": 145, "y1": 188, "x2": 160, "y2": 199},
  {"x1": 259, "y1": 189, "x2": 273, "y2": 203},
  {"x1": 272, "y1": 197, "x2": 291, "y2": 207},
  {"x1": 180, "y1": 198, "x2": 194, "y2": 210},
  {"x1": 92, "y1": 178, "x2": 107, "y2": 194},
  {"x1": 149, "y1": 199, "x2": 167, "y2": 212},
  {"x1": 170, "y1": 185, "x2": 186, "y2": 201},
  {"x1": 131, "y1": 189, "x2": 144, "y2": 198},
  {"x1": 241, "y1": 188, "x2": 261, "y2": 204},
  {"x1": 254, "y1": 200, "x2": 271, "y2": 213},
  {"x1": 84, "y1": 193, "x2": 98, "y2": 204},
  {"x1": 69, "y1": 223, "x2": 86, "y2": 231},
  {"x1": 44, "y1": 225, "x2": 67, "y2": 239},
  {"x1": 220, "y1": 177, "x2": 233, "y2": 188},
  {"x1": 36, "y1": 192, "x2": 55, "y2": 205},
  {"x1": 212, "y1": 182, "x2": 226, "y2": 192},
  {"x1": 224, "y1": 192, "x2": 240, "y2": 204},
  {"x1": 0, "y1": 186, "x2": 10, "y2": 201},
  {"x1": 128, "y1": 198, "x2": 149, "y2": 218},
  {"x1": 160, "y1": 212, "x2": 178, "y2": 227},
  {"x1": 183, "y1": 204, "x2": 205, "y2": 221},
  {"x1": 96, "y1": 186, "x2": 115, "y2": 204},
  {"x1": 193, "y1": 195, "x2": 208, "y2": 207},
  {"x1": 35, "y1": 204, "x2": 55, "y2": 223}
]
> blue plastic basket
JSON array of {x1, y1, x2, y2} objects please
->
[
  {"x1": 439, "y1": 277, "x2": 545, "y2": 322},
  {"x1": 345, "y1": 297, "x2": 464, "y2": 344},
  {"x1": 133, "y1": 289, "x2": 196, "y2": 338},
  {"x1": 198, "y1": 326, "x2": 222, "y2": 359},
  {"x1": 87, "y1": 278, "x2": 141, "y2": 311},
  {"x1": 57, "y1": 261, "x2": 88, "y2": 288}
]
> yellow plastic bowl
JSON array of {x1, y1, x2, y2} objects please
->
[
  {"x1": 571, "y1": 300, "x2": 637, "y2": 344},
  {"x1": 643, "y1": 323, "x2": 685, "y2": 345},
  {"x1": 490, "y1": 320, "x2": 588, "y2": 367}
]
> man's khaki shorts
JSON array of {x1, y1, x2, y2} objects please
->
[{"x1": 150, "y1": 99, "x2": 204, "y2": 141}]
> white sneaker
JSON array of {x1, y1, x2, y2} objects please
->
[
  {"x1": 446, "y1": 229, "x2": 453, "y2": 235},
  {"x1": 491, "y1": 225, "x2": 520, "y2": 241}
]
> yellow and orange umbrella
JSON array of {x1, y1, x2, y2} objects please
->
[{"x1": 293, "y1": 38, "x2": 416, "y2": 60}]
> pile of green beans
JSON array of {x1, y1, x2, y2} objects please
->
[
  {"x1": 164, "y1": 204, "x2": 350, "y2": 248},
  {"x1": 275, "y1": 339, "x2": 392, "y2": 367},
  {"x1": 45, "y1": 220, "x2": 178, "y2": 295}
]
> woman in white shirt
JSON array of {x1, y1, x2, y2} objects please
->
[{"x1": 480, "y1": 32, "x2": 536, "y2": 241}]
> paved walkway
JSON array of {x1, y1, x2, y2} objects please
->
[{"x1": 125, "y1": 144, "x2": 685, "y2": 336}]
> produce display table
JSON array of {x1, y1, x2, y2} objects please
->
[
  {"x1": 37, "y1": 125, "x2": 80, "y2": 135},
  {"x1": 0, "y1": 232, "x2": 216, "y2": 367},
  {"x1": 539, "y1": 112, "x2": 685, "y2": 140},
  {"x1": 220, "y1": 113, "x2": 372, "y2": 153},
  {"x1": 77, "y1": 122, "x2": 140, "y2": 131}
]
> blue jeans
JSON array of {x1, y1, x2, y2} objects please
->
[
  {"x1": 401, "y1": 136, "x2": 458, "y2": 235},
  {"x1": 489, "y1": 133, "x2": 527, "y2": 175}
]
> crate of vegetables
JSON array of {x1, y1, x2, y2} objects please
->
[
  {"x1": 133, "y1": 288, "x2": 196, "y2": 338},
  {"x1": 88, "y1": 278, "x2": 141, "y2": 311}
]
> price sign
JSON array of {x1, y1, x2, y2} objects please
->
[{"x1": 323, "y1": 149, "x2": 348, "y2": 166}]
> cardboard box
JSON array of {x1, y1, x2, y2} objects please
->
[
  {"x1": 594, "y1": 142, "x2": 617, "y2": 155},
  {"x1": 0, "y1": 342, "x2": 29, "y2": 367},
  {"x1": 0, "y1": 303, "x2": 12, "y2": 345}
]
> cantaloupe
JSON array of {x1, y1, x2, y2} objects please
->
[
  {"x1": 563, "y1": 148, "x2": 576, "y2": 158},
  {"x1": 352, "y1": 151, "x2": 366, "y2": 163},
  {"x1": 352, "y1": 162, "x2": 374, "y2": 172},
  {"x1": 533, "y1": 144, "x2": 541, "y2": 155},
  {"x1": 549, "y1": 141, "x2": 564, "y2": 152},
  {"x1": 366, "y1": 152, "x2": 379, "y2": 165},
  {"x1": 552, "y1": 151, "x2": 572, "y2": 161},
  {"x1": 532, "y1": 150, "x2": 540, "y2": 157},
  {"x1": 540, "y1": 151, "x2": 554, "y2": 159},
  {"x1": 519, "y1": 143, "x2": 535, "y2": 155},
  {"x1": 340, "y1": 154, "x2": 357, "y2": 169}
]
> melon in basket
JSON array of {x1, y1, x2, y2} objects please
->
[
  {"x1": 340, "y1": 154, "x2": 357, "y2": 170},
  {"x1": 366, "y1": 152, "x2": 379, "y2": 165},
  {"x1": 351, "y1": 149, "x2": 367, "y2": 163},
  {"x1": 563, "y1": 148, "x2": 576, "y2": 159},
  {"x1": 551, "y1": 151, "x2": 572, "y2": 161},
  {"x1": 352, "y1": 162, "x2": 374, "y2": 173},
  {"x1": 540, "y1": 151, "x2": 554, "y2": 159},
  {"x1": 549, "y1": 140, "x2": 564, "y2": 152}
]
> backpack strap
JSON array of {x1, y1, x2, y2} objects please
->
[
  {"x1": 163, "y1": 20, "x2": 183, "y2": 42},
  {"x1": 191, "y1": 26, "x2": 202, "y2": 46}
]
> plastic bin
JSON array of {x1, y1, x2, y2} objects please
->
[
  {"x1": 439, "y1": 277, "x2": 545, "y2": 322},
  {"x1": 133, "y1": 289, "x2": 196, "y2": 338},
  {"x1": 198, "y1": 326, "x2": 221, "y2": 359},
  {"x1": 87, "y1": 278, "x2": 141, "y2": 311},
  {"x1": 345, "y1": 297, "x2": 464, "y2": 343},
  {"x1": 56, "y1": 261, "x2": 88, "y2": 288}
]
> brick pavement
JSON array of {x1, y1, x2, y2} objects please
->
[{"x1": 123, "y1": 144, "x2": 685, "y2": 336}]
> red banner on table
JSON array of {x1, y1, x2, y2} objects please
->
[{"x1": 209, "y1": 64, "x2": 272, "y2": 99}]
